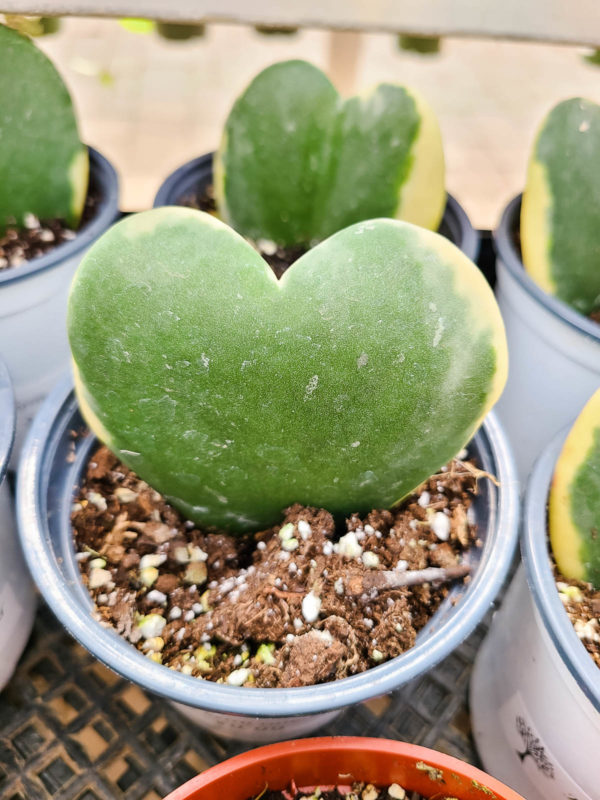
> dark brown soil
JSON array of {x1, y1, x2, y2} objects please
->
[
  {"x1": 179, "y1": 184, "x2": 308, "y2": 277},
  {"x1": 0, "y1": 183, "x2": 101, "y2": 271},
  {"x1": 71, "y1": 447, "x2": 487, "y2": 689},
  {"x1": 250, "y1": 784, "x2": 451, "y2": 800},
  {"x1": 553, "y1": 564, "x2": 600, "y2": 669}
]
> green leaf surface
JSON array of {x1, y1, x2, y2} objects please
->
[
  {"x1": 68, "y1": 207, "x2": 506, "y2": 532},
  {"x1": 216, "y1": 60, "x2": 445, "y2": 247},
  {"x1": 550, "y1": 389, "x2": 600, "y2": 588},
  {"x1": 522, "y1": 97, "x2": 600, "y2": 316},
  {"x1": 0, "y1": 23, "x2": 88, "y2": 233}
]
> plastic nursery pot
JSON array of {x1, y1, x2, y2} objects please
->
[
  {"x1": 17, "y1": 379, "x2": 518, "y2": 743},
  {"x1": 163, "y1": 737, "x2": 526, "y2": 800},
  {"x1": 493, "y1": 195, "x2": 600, "y2": 482},
  {"x1": 470, "y1": 429, "x2": 600, "y2": 800},
  {"x1": 0, "y1": 358, "x2": 36, "y2": 690},
  {"x1": 153, "y1": 153, "x2": 480, "y2": 263},
  {"x1": 0, "y1": 146, "x2": 119, "y2": 467}
]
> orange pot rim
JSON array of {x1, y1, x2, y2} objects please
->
[{"x1": 164, "y1": 737, "x2": 526, "y2": 800}]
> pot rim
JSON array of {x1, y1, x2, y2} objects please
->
[
  {"x1": 0, "y1": 359, "x2": 14, "y2": 484},
  {"x1": 153, "y1": 153, "x2": 480, "y2": 263},
  {"x1": 494, "y1": 194, "x2": 600, "y2": 343},
  {"x1": 522, "y1": 428, "x2": 600, "y2": 711},
  {"x1": 0, "y1": 146, "x2": 119, "y2": 287},
  {"x1": 17, "y1": 378, "x2": 518, "y2": 717},
  {"x1": 163, "y1": 736, "x2": 526, "y2": 800}
]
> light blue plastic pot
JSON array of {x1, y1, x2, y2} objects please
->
[
  {"x1": 0, "y1": 358, "x2": 36, "y2": 689},
  {"x1": 0, "y1": 147, "x2": 120, "y2": 464},
  {"x1": 154, "y1": 153, "x2": 480, "y2": 263},
  {"x1": 471, "y1": 428, "x2": 600, "y2": 800},
  {"x1": 493, "y1": 195, "x2": 600, "y2": 482},
  {"x1": 17, "y1": 378, "x2": 518, "y2": 741}
]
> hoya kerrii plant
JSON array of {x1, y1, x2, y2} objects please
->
[
  {"x1": 213, "y1": 59, "x2": 446, "y2": 248},
  {"x1": 550, "y1": 388, "x2": 600, "y2": 591},
  {"x1": 68, "y1": 206, "x2": 507, "y2": 534},
  {"x1": 0, "y1": 23, "x2": 88, "y2": 234},
  {"x1": 521, "y1": 97, "x2": 600, "y2": 318}
]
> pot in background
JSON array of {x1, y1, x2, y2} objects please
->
[
  {"x1": 470, "y1": 429, "x2": 600, "y2": 800},
  {"x1": 493, "y1": 195, "x2": 600, "y2": 481},
  {"x1": 17, "y1": 378, "x2": 518, "y2": 742},
  {"x1": 0, "y1": 147, "x2": 119, "y2": 466},
  {"x1": 153, "y1": 153, "x2": 480, "y2": 263},
  {"x1": 163, "y1": 736, "x2": 526, "y2": 800},
  {"x1": 0, "y1": 358, "x2": 36, "y2": 690}
]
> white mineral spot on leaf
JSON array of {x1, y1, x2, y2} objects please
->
[
  {"x1": 199, "y1": 353, "x2": 210, "y2": 369},
  {"x1": 351, "y1": 441, "x2": 360, "y2": 448},
  {"x1": 433, "y1": 317, "x2": 445, "y2": 348},
  {"x1": 357, "y1": 352, "x2": 369, "y2": 368},
  {"x1": 579, "y1": 120, "x2": 591, "y2": 132},
  {"x1": 304, "y1": 374, "x2": 319, "y2": 401},
  {"x1": 429, "y1": 302, "x2": 437, "y2": 312},
  {"x1": 302, "y1": 591, "x2": 321, "y2": 623}
]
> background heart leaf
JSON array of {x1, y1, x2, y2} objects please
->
[
  {"x1": 521, "y1": 97, "x2": 600, "y2": 316},
  {"x1": 550, "y1": 389, "x2": 600, "y2": 588},
  {"x1": 69, "y1": 207, "x2": 506, "y2": 533},
  {"x1": 215, "y1": 60, "x2": 445, "y2": 247},
  {"x1": 0, "y1": 23, "x2": 88, "y2": 233}
]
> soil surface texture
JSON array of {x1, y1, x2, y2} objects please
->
[
  {"x1": 72, "y1": 446, "x2": 486, "y2": 689},
  {"x1": 0, "y1": 184, "x2": 100, "y2": 271},
  {"x1": 553, "y1": 564, "x2": 600, "y2": 669},
  {"x1": 247, "y1": 783, "x2": 456, "y2": 800}
]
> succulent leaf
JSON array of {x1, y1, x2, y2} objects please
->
[
  {"x1": 521, "y1": 97, "x2": 600, "y2": 316},
  {"x1": 68, "y1": 207, "x2": 506, "y2": 533},
  {"x1": 215, "y1": 60, "x2": 445, "y2": 247},
  {"x1": 0, "y1": 23, "x2": 88, "y2": 233},
  {"x1": 550, "y1": 389, "x2": 600, "y2": 588}
]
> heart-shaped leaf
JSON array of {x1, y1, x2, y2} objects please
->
[
  {"x1": 214, "y1": 60, "x2": 445, "y2": 247},
  {"x1": 0, "y1": 23, "x2": 88, "y2": 233},
  {"x1": 550, "y1": 389, "x2": 600, "y2": 588},
  {"x1": 69, "y1": 207, "x2": 507, "y2": 532},
  {"x1": 521, "y1": 97, "x2": 600, "y2": 316}
]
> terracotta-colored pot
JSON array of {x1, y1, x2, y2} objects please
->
[{"x1": 163, "y1": 737, "x2": 526, "y2": 800}]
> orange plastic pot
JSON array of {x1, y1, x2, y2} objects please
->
[{"x1": 164, "y1": 737, "x2": 526, "y2": 800}]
